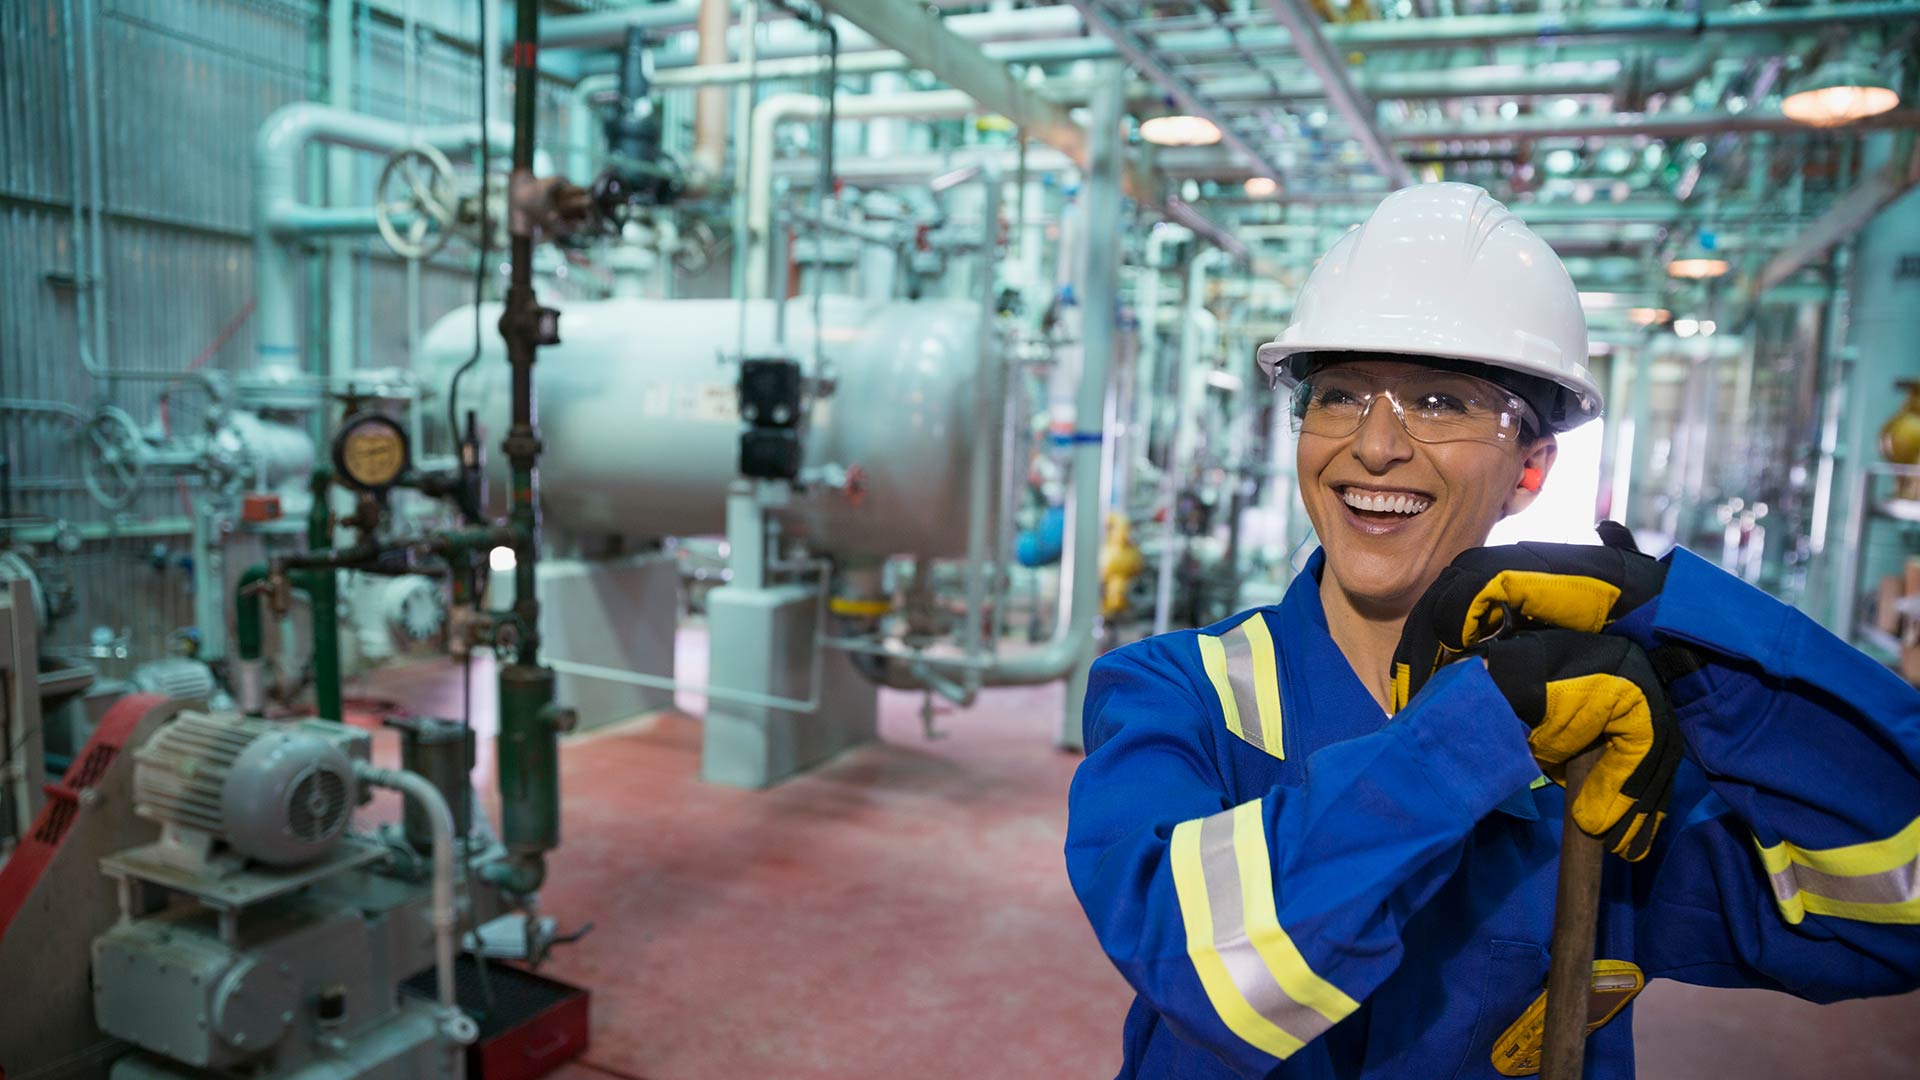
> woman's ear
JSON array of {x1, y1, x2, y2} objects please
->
[{"x1": 1502, "y1": 435, "x2": 1559, "y2": 517}]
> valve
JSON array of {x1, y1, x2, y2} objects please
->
[{"x1": 375, "y1": 143, "x2": 461, "y2": 260}]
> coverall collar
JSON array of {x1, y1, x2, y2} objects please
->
[{"x1": 1290, "y1": 549, "x2": 1540, "y2": 822}]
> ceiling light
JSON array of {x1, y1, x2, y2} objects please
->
[
  {"x1": 1244, "y1": 176, "x2": 1279, "y2": 198},
  {"x1": 1667, "y1": 256, "x2": 1730, "y2": 280},
  {"x1": 1627, "y1": 307, "x2": 1672, "y2": 326},
  {"x1": 1782, "y1": 58, "x2": 1900, "y2": 127},
  {"x1": 1699, "y1": 319, "x2": 1717, "y2": 337},
  {"x1": 1140, "y1": 114, "x2": 1222, "y2": 147},
  {"x1": 1673, "y1": 318, "x2": 1700, "y2": 338}
]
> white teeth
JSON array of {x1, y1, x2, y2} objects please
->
[{"x1": 1341, "y1": 489, "x2": 1432, "y2": 515}]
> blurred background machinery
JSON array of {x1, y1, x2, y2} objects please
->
[{"x1": 1, "y1": 0, "x2": 1919, "y2": 1076}]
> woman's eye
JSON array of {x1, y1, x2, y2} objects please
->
[
  {"x1": 1412, "y1": 393, "x2": 1468, "y2": 414},
  {"x1": 1317, "y1": 387, "x2": 1361, "y2": 408}
]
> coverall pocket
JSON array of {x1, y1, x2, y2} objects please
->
[{"x1": 1452, "y1": 939, "x2": 1550, "y2": 1079}]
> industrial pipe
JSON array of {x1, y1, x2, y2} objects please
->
[
  {"x1": 252, "y1": 103, "x2": 511, "y2": 376},
  {"x1": 1194, "y1": 47, "x2": 1720, "y2": 104},
  {"x1": 692, "y1": 0, "x2": 730, "y2": 183},
  {"x1": 354, "y1": 763, "x2": 475, "y2": 1060},
  {"x1": 745, "y1": 90, "x2": 982, "y2": 300},
  {"x1": 1154, "y1": 247, "x2": 1227, "y2": 635}
]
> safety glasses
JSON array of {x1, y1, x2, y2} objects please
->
[{"x1": 1289, "y1": 367, "x2": 1536, "y2": 445}]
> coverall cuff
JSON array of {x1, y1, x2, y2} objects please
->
[
  {"x1": 1645, "y1": 546, "x2": 1790, "y2": 669},
  {"x1": 1403, "y1": 661, "x2": 1542, "y2": 823}
]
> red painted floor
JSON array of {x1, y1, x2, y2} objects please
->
[{"x1": 352, "y1": 648, "x2": 1920, "y2": 1080}]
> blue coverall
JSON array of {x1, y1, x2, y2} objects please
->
[{"x1": 1066, "y1": 547, "x2": 1920, "y2": 1079}]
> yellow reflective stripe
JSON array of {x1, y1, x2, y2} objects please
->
[
  {"x1": 1754, "y1": 814, "x2": 1920, "y2": 926},
  {"x1": 1171, "y1": 816, "x2": 1305, "y2": 1061},
  {"x1": 1197, "y1": 635, "x2": 1245, "y2": 742},
  {"x1": 1230, "y1": 800, "x2": 1361, "y2": 1026},
  {"x1": 1529, "y1": 775, "x2": 1551, "y2": 790},
  {"x1": 1239, "y1": 614, "x2": 1286, "y2": 761}
]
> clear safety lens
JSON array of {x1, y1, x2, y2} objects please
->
[{"x1": 1289, "y1": 368, "x2": 1533, "y2": 444}]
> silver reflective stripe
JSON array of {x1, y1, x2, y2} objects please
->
[
  {"x1": 1768, "y1": 856, "x2": 1920, "y2": 908},
  {"x1": 1220, "y1": 625, "x2": 1270, "y2": 753},
  {"x1": 1194, "y1": 808, "x2": 1342, "y2": 1046}
]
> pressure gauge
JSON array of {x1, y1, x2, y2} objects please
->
[{"x1": 332, "y1": 412, "x2": 411, "y2": 493}]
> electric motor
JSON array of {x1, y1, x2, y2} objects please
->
[{"x1": 133, "y1": 712, "x2": 354, "y2": 866}]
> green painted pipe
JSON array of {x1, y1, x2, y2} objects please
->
[
  {"x1": 497, "y1": 662, "x2": 560, "y2": 851},
  {"x1": 302, "y1": 468, "x2": 342, "y2": 723}
]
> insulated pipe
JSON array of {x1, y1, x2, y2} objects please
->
[
  {"x1": 553, "y1": 2, "x2": 1084, "y2": 56},
  {"x1": 252, "y1": 103, "x2": 510, "y2": 376},
  {"x1": 1154, "y1": 247, "x2": 1226, "y2": 636},
  {"x1": 354, "y1": 764, "x2": 473, "y2": 1060},
  {"x1": 691, "y1": 0, "x2": 730, "y2": 183},
  {"x1": 1194, "y1": 47, "x2": 1720, "y2": 104},
  {"x1": 1389, "y1": 108, "x2": 1920, "y2": 143},
  {"x1": 745, "y1": 90, "x2": 980, "y2": 300},
  {"x1": 1263, "y1": 0, "x2": 1413, "y2": 188}
]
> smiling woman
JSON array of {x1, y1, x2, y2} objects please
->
[{"x1": 1065, "y1": 183, "x2": 1920, "y2": 1080}]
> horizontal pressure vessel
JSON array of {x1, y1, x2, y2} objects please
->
[{"x1": 419, "y1": 296, "x2": 988, "y2": 558}]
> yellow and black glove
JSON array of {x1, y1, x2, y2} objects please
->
[
  {"x1": 1391, "y1": 532, "x2": 1669, "y2": 711},
  {"x1": 1472, "y1": 629, "x2": 1683, "y2": 861}
]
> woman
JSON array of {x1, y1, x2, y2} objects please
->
[{"x1": 1065, "y1": 183, "x2": 1920, "y2": 1079}]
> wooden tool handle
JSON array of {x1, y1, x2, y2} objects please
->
[{"x1": 1542, "y1": 748, "x2": 1606, "y2": 1080}]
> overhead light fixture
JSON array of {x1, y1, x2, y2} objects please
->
[
  {"x1": 1782, "y1": 58, "x2": 1901, "y2": 127},
  {"x1": 1667, "y1": 256, "x2": 1730, "y2": 280},
  {"x1": 1140, "y1": 114, "x2": 1222, "y2": 147},
  {"x1": 1673, "y1": 318, "x2": 1700, "y2": 338},
  {"x1": 1243, "y1": 176, "x2": 1279, "y2": 198},
  {"x1": 1627, "y1": 307, "x2": 1672, "y2": 326}
]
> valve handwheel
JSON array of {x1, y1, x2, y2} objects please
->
[
  {"x1": 375, "y1": 142, "x2": 460, "y2": 260},
  {"x1": 82, "y1": 406, "x2": 147, "y2": 510}
]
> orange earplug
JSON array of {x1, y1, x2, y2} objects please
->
[{"x1": 1521, "y1": 466, "x2": 1545, "y2": 493}]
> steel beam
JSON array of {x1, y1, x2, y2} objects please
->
[
  {"x1": 816, "y1": 0, "x2": 1087, "y2": 167},
  {"x1": 1065, "y1": 0, "x2": 1290, "y2": 185},
  {"x1": 1261, "y1": 0, "x2": 1414, "y2": 188},
  {"x1": 1392, "y1": 109, "x2": 1920, "y2": 143},
  {"x1": 1753, "y1": 135, "x2": 1920, "y2": 297}
]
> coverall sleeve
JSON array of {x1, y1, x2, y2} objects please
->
[
  {"x1": 1065, "y1": 636, "x2": 1540, "y2": 1077},
  {"x1": 1611, "y1": 548, "x2": 1920, "y2": 999}
]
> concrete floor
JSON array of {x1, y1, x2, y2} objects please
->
[{"x1": 351, "y1": 646, "x2": 1920, "y2": 1080}]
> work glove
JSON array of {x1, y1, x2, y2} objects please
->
[
  {"x1": 1390, "y1": 527, "x2": 1669, "y2": 711},
  {"x1": 1471, "y1": 629, "x2": 1684, "y2": 862}
]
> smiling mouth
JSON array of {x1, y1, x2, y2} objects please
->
[{"x1": 1338, "y1": 486, "x2": 1433, "y2": 517}]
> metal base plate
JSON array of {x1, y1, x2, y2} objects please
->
[{"x1": 99, "y1": 835, "x2": 386, "y2": 911}]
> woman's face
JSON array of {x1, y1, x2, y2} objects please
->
[{"x1": 1295, "y1": 358, "x2": 1557, "y2": 616}]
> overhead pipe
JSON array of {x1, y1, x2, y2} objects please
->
[
  {"x1": 744, "y1": 90, "x2": 982, "y2": 300},
  {"x1": 1064, "y1": 0, "x2": 1290, "y2": 185},
  {"x1": 1106, "y1": 2, "x2": 1920, "y2": 58},
  {"x1": 550, "y1": 2, "x2": 1083, "y2": 56},
  {"x1": 252, "y1": 103, "x2": 510, "y2": 378},
  {"x1": 1389, "y1": 108, "x2": 1920, "y2": 144},
  {"x1": 1193, "y1": 47, "x2": 1720, "y2": 104},
  {"x1": 1262, "y1": 0, "x2": 1414, "y2": 188}
]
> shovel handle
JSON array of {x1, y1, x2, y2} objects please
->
[{"x1": 1542, "y1": 748, "x2": 1606, "y2": 1080}]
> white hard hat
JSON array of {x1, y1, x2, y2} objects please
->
[{"x1": 1257, "y1": 182, "x2": 1603, "y2": 432}]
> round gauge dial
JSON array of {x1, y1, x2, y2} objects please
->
[{"x1": 333, "y1": 414, "x2": 410, "y2": 492}]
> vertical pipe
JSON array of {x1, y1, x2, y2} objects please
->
[
  {"x1": 963, "y1": 174, "x2": 1003, "y2": 669},
  {"x1": 1155, "y1": 248, "x2": 1220, "y2": 634},
  {"x1": 328, "y1": 0, "x2": 355, "y2": 389},
  {"x1": 1059, "y1": 62, "x2": 1125, "y2": 748},
  {"x1": 482, "y1": 0, "x2": 503, "y2": 131},
  {"x1": 78, "y1": 0, "x2": 109, "y2": 375},
  {"x1": 481, "y1": 0, "x2": 560, "y2": 897},
  {"x1": 303, "y1": 470, "x2": 342, "y2": 722},
  {"x1": 693, "y1": 0, "x2": 730, "y2": 181},
  {"x1": 58, "y1": 0, "x2": 99, "y2": 390},
  {"x1": 730, "y1": 0, "x2": 762, "y2": 312}
]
